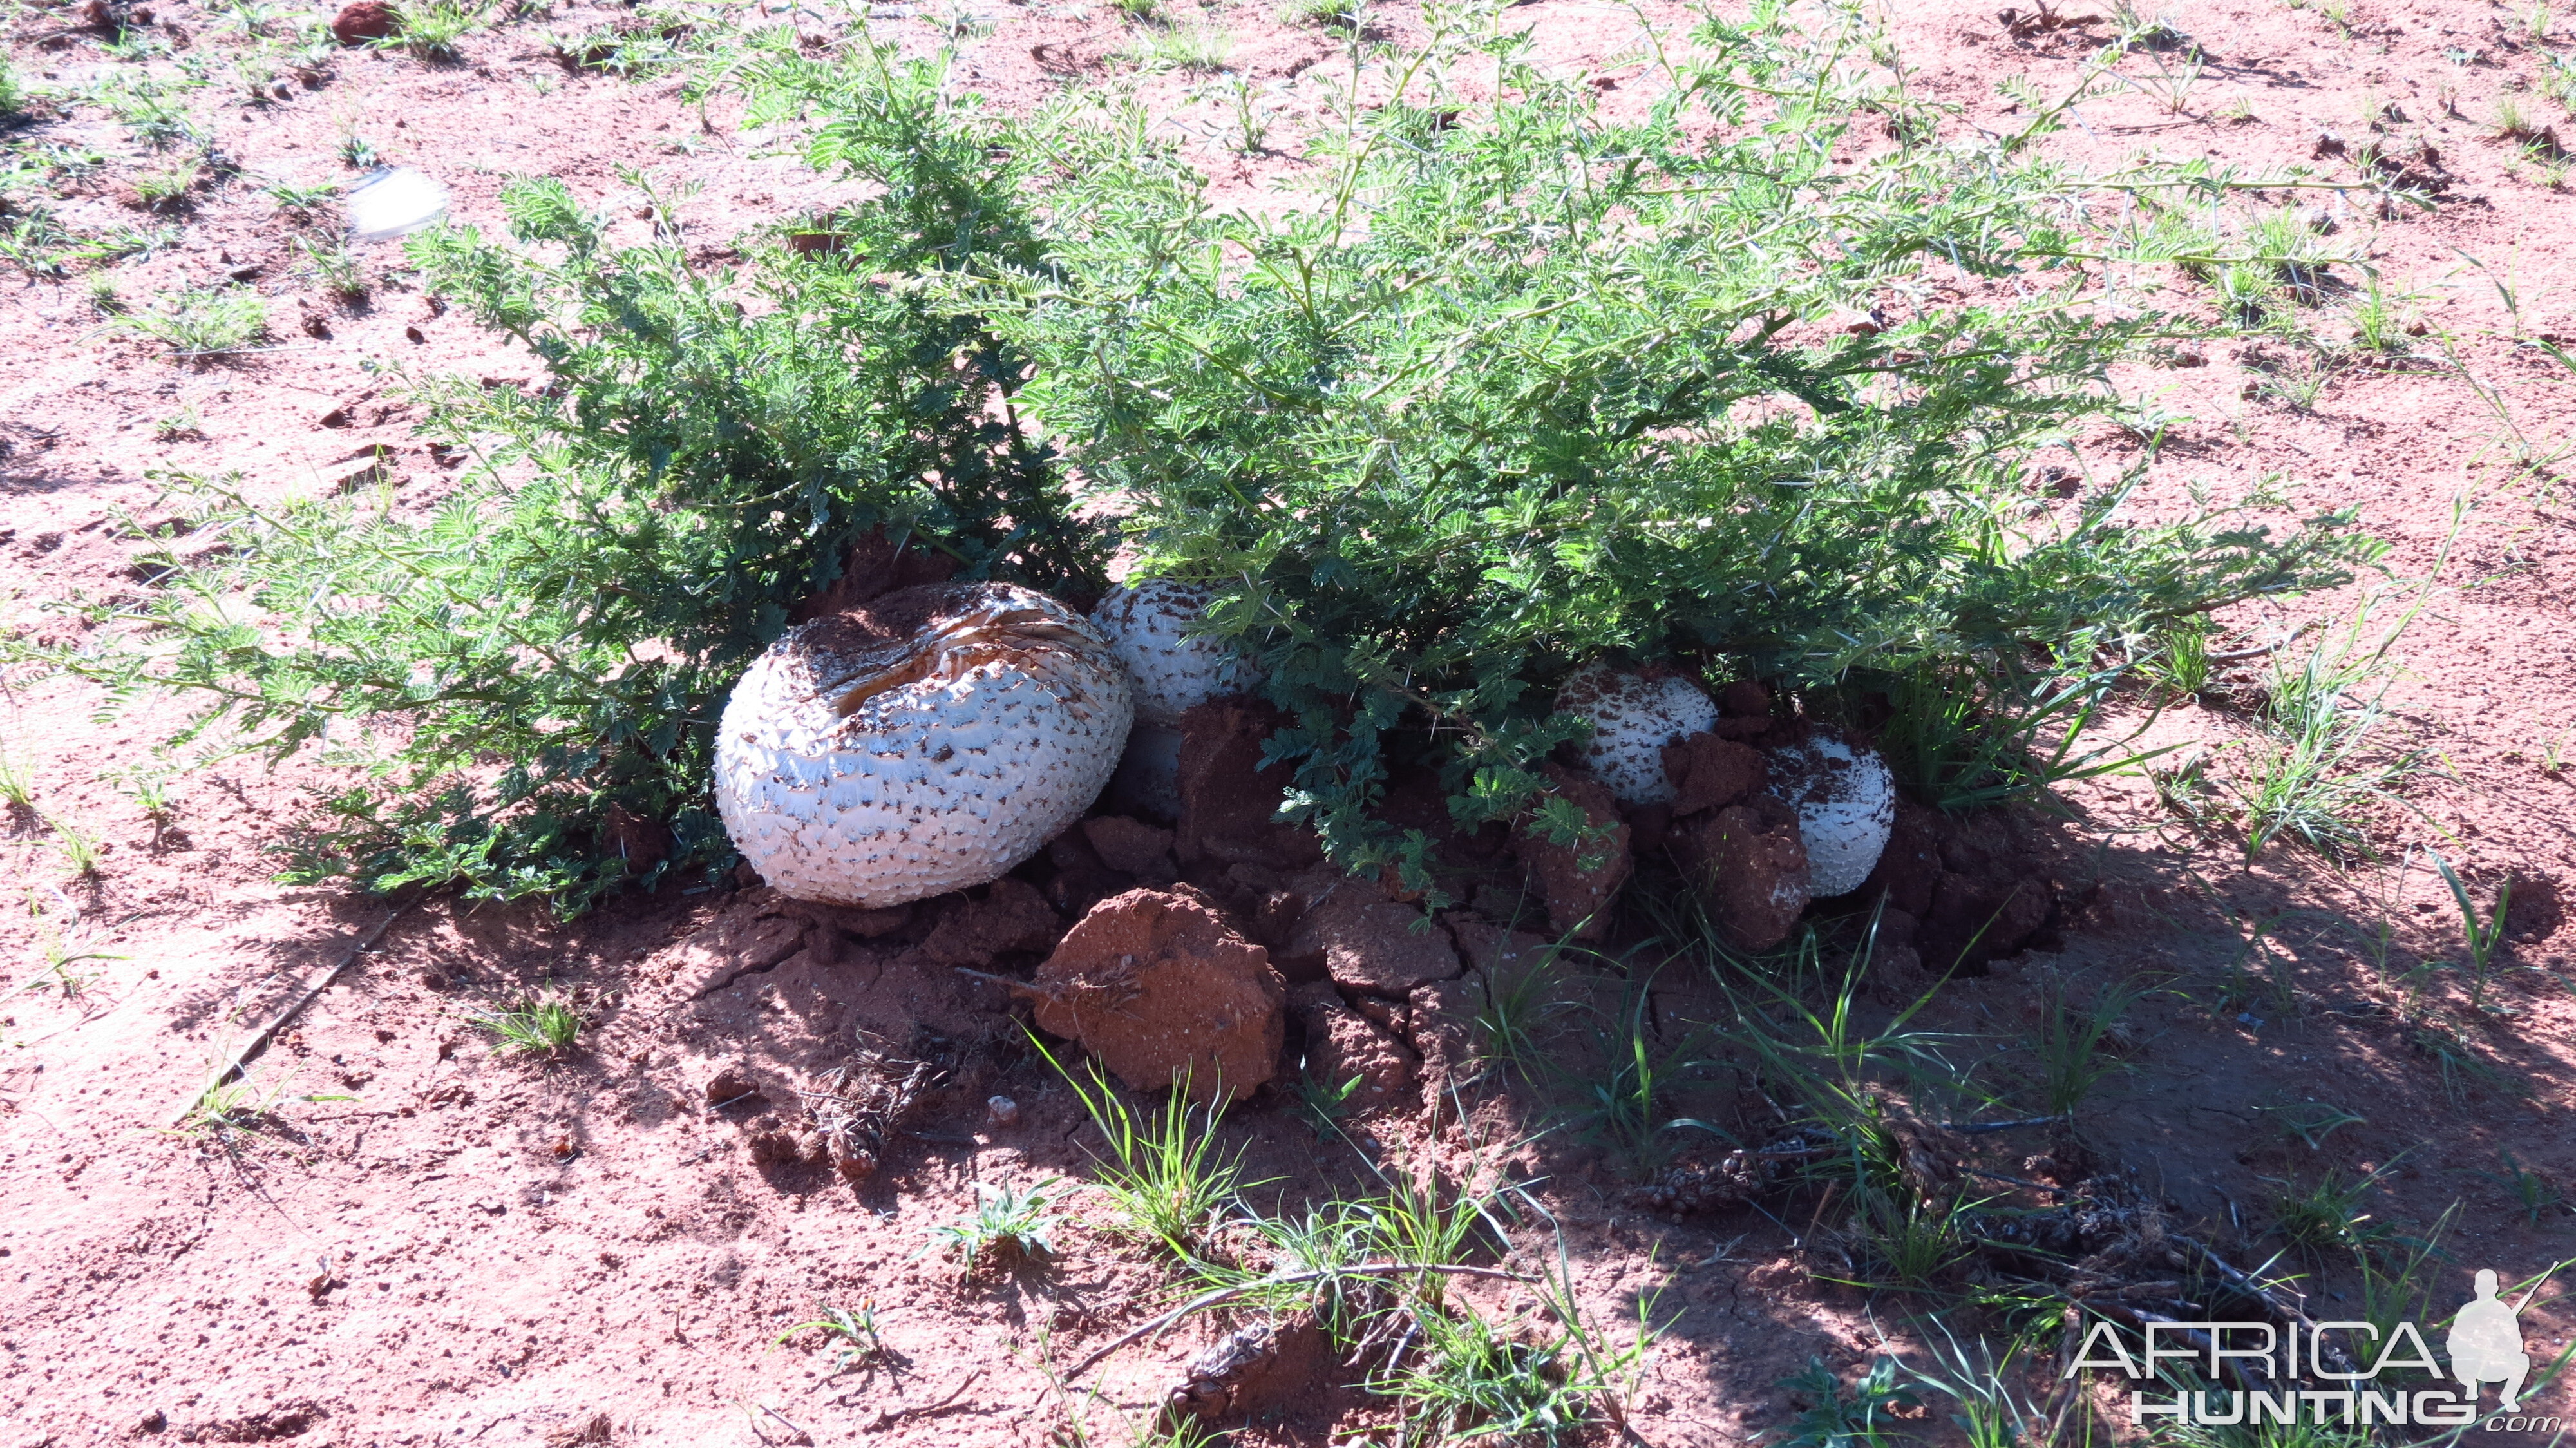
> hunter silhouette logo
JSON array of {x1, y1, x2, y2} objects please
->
[
  {"x1": 2450, "y1": 1270, "x2": 2534, "y2": 1412},
  {"x1": 2064, "y1": 1267, "x2": 2559, "y2": 1429}
]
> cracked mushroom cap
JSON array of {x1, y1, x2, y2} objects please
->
[
  {"x1": 715, "y1": 582, "x2": 1135, "y2": 907},
  {"x1": 1555, "y1": 663, "x2": 1720, "y2": 806},
  {"x1": 1091, "y1": 578, "x2": 1255, "y2": 729},
  {"x1": 1767, "y1": 734, "x2": 1896, "y2": 898}
]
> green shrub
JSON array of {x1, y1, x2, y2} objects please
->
[
  {"x1": 46, "y1": 14, "x2": 2383, "y2": 914},
  {"x1": 929, "y1": 10, "x2": 2379, "y2": 890},
  {"x1": 51, "y1": 129, "x2": 1101, "y2": 912}
]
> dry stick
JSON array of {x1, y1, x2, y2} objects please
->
[
  {"x1": 1066, "y1": 1262, "x2": 1537, "y2": 1379},
  {"x1": 951, "y1": 966, "x2": 1067, "y2": 1004},
  {"x1": 168, "y1": 909, "x2": 403, "y2": 1127},
  {"x1": 866, "y1": 1367, "x2": 983, "y2": 1433},
  {"x1": 1941, "y1": 1115, "x2": 2065, "y2": 1135},
  {"x1": 2172, "y1": 1234, "x2": 2360, "y2": 1375}
]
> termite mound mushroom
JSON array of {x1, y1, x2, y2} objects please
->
[
  {"x1": 715, "y1": 582, "x2": 1135, "y2": 906},
  {"x1": 1091, "y1": 578, "x2": 1259, "y2": 821}
]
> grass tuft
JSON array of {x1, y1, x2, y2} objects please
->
[
  {"x1": 928, "y1": 1177, "x2": 1065, "y2": 1273},
  {"x1": 108, "y1": 286, "x2": 270, "y2": 357},
  {"x1": 470, "y1": 993, "x2": 582, "y2": 1056},
  {"x1": 1043, "y1": 1042, "x2": 1265, "y2": 1260}
]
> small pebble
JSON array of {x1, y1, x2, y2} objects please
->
[{"x1": 987, "y1": 1095, "x2": 1018, "y2": 1126}]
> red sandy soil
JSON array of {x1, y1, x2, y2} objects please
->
[{"x1": 2, "y1": 0, "x2": 2573, "y2": 1443}]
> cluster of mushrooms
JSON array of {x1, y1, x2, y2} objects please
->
[{"x1": 713, "y1": 580, "x2": 1896, "y2": 914}]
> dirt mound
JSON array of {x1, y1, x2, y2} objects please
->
[
  {"x1": 330, "y1": 0, "x2": 395, "y2": 43},
  {"x1": 920, "y1": 877, "x2": 1064, "y2": 966},
  {"x1": 1083, "y1": 815, "x2": 1178, "y2": 881},
  {"x1": 1662, "y1": 730, "x2": 1767, "y2": 816},
  {"x1": 1510, "y1": 764, "x2": 1632, "y2": 941},
  {"x1": 1274, "y1": 884, "x2": 1460, "y2": 996},
  {"x1": 1672, "y1": 796, "x2": 1811, "y2": 951},
  {"x1": 1031, "y1": 887, "x2": 1287, "y2": 1103},
  {"x1": 1286, "y1": 981, "x2": 1415, "y2": 1112},
  {"x1": 786, "y1": 526, "x2": 963, "y2": 625},
  {"x1": 1165, "y1": 1315, "x2": 1335, "y2": 1425},
  {"x1": 1856, "y1": 806, "x2": 2058, "y2": 974},
  {"x1": 1175, "y1": 698, "x2": 1326, "y2": 870}
]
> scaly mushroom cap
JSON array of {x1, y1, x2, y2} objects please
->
[
  {"x1": 1091, "y1": 579, "x2": 1253, "y2": 729},
  {"x1": 1555, "y1": 663, "x2": 1720, "y2": 806},
  {"x1": 715, "y1": 582, "x2": 1134, "y2": 907},
  {"x1": 1767, "y1": 734, "x2": 1896, "y2": 897}
]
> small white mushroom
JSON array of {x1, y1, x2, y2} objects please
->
[
  {"x1": 1766, "y1": 734, "x2": 1897, "y2": 897},
  {"x1": 714, "y1": 582, "x2": 1134, "y2": 907},
  {"x1": 1090, "y1": 579, "x2": 1254, "y2": 729},
  {"x1": 1555, "y1": 662, "x2": 1720, "y2": 806}
]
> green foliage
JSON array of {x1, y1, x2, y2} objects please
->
[
  {"x1": 2432, "y1": 850, "x2": 2512, "y2": 1010},
  {"x1": 1276, "y1": 0, "x2": 1358, "y2": 26},
  {"x1": 2259, "y1": 1099, "x2": 2363, "y2": 1150},
  {"x1": 0, "y1": 59, "x2": 26, "y2": 117},
  {"x1": 1374, "y1": 1303, "x2": 1598, "y2": 1445},
  {"x1": 46, "y1": 14, "x2": 2383, "y2": 913},
  {"x1": 2267, "y1": 1163, "x2": 2394, "y2": 1256},
  {"x1": 0, "y1": 209, "x2": 175, "y2": 275},
  {"x1": 265, "y1": 178, "x2": 341, "y2": 214},
  {"x1": 1558, "y1": 973, "x2": 1720, "y2": 1169},
  {"x1": 2481, "y1": 1150, "x2": 2564, "y2": 1226},
  {"x1": 927, "y1": 1177, "x2": 1066, "y2": 1273},
  {"x1": 2031, "y1": 976, "x2": 2139, "y2": 1118},
  {"x1": 46, "y1": 149, "x2": 1103, "y2": 912},
  {"x1": 108, "y1": 285, "x2": 269, "y2": 356},
  {"x1": 380, "y1": 0, "x2": 489, "y2": 59},
  {"x1": 131, "y1": 158, "x2": 202, "y2": 209},
  {"x1": 170, "y1": 1054, "x2": 352, "y2": 1138},
  {"x1": 0, "y1": 739, "x2": 34, "y2": 808},
  {"x1": 1776, "y1": 1357, "x2": 1919, "y2": 1448},
  {"x1": 1904, "y1": 1328, "x2": 2050, "y2": 1448},
  {"x1": 2231, "y1": 594, "x2": 2424, "y2": 861},
  {"x1": 1833, "y1": 1186, "x2": 1975, "y2": 1291},
  {"x1": 471, "y1": 993, "x2": 582, "y2": 1056},
  {"x1": 1045, "y1": 1042, "x2": 1265, "y2": 1259},
  {"x1": 1122, "y1": 21, "x2": 1231, "y2": 73},
  {"x1": 48, "y1": 816, "x2": 104, "y2": 877},
  {"x1": 296, "y1": 234, "x2": 365, "y2": 298},
  {"x1": 773, "y1": 1299, "x2": 888, "y2": 1367},
  {"x1": 934, "y1": 9, "x2": 2377, "y2": 890}
]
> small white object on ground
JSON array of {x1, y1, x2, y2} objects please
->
[
  {"x1": 345, "y1": 166, "x2": 448, "y2": 245},
  {"x1": 987, "y1": 1095, "x2": 1019, "y2": 1125},
  {"x1": 1554, "y1": 662, "x2": 1719, "y2": 805},
  {"x1": 1766, "y1": 734, "x2": 1896, "y2": 897}
]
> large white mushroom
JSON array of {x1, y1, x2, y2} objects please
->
[
  {"x1": 1555, "y1": 662, "x2": 1721, "y2": 806},
  {"x1": 715, "y1": 582, "x2": 1134, "y2": 907},
  {"x1": 1766, "y1": 734, "x2": 1897, "y2": 897},
  {"x1": 1090, "y1": 579, "x2": 1255, "y2": 821}
]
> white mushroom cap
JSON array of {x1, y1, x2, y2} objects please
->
[
  {"x1": 1091, "y1": 579, "x2": 1255, "y2": 729},
  {"x1": 715, "y1": 582, "x2": 1134, "y2": 907},
  {"x1": 1767, "y1": 734, "x2": 1897, "y2": 897},
  {"x1": 1106, "y1": 722, "x2": 1185, "y2": 822},
  {"x1": 1555, "y1": 663, "x2": 1720, "y2": 806}
]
